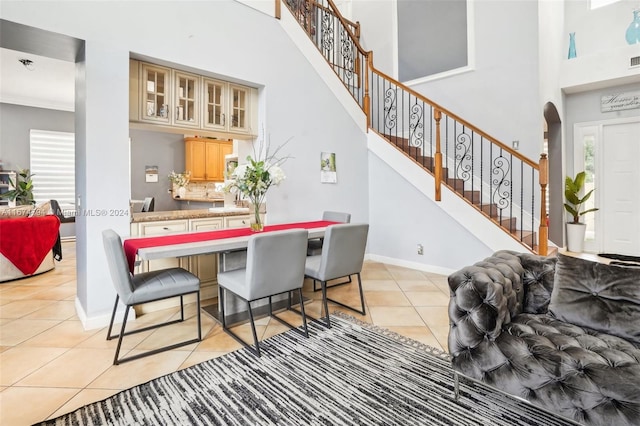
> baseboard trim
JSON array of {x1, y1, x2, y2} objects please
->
[
  {"x1": 365, "y1": 254, "x2": 456, "y2": 277},
  {"x1": 75, "y1": 297, "x2": 136, "y2": 331}
]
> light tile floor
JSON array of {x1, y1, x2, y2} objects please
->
[{"x1": 0, "y1": 241, "x2": 452, "y2": 425}]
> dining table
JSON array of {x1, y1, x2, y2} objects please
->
[{"x1": 123, "y1": 220, "x2": 336, "y2": 324}]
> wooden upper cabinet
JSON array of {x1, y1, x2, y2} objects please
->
[
  {"x1": 185, "y1": 137, "x2": 233, "y2": 182},
  {"x1": 185, "y1": 138, "x2": 207, "y2": 181}
]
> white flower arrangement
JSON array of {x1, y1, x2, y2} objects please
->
[
  {"x1": 168, "y1": 171, "x2": 190, "y2": 187},
  {"x1": 225, "y1": 133, "x2": 291, "y2": 230}
]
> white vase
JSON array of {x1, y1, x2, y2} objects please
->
[
  {"x1": 566, "y1": 223, "x2": 586, "y2": 252},
  {"x1": 177, "y1": 186, "x2": 186, "y2": 199}
]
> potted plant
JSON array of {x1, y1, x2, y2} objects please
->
[
  {"x1": 0, "y1": 168, "x2": 35, "y2": 206},
  {"x1": 564, "y1": 171, "x2": 598, "y2": 252}
]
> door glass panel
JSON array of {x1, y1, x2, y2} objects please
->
[
  {"x1": 583, "y1": 135, "x2": 596, "y2": 242},
  {"x1": 176, "y1": 75, "x2": 197, "y2": 123},
  {"x1": 231, "y1": 88, "x2": 246, "y2": 128},
  {"x1": 206, "y1": 82, "x2": 224, "y2": 126},
  {"x1": 144, "y1": 69, "x2": 167, "y2": 119}
]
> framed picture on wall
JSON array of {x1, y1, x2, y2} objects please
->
[{"x1": 320, "y1": 152, "x2": 337, "y2": 184}]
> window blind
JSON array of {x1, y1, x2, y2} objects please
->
[{"x1": 30, "y1": 129, "x2": 75, "y2": 210}]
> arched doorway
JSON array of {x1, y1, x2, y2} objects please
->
[{"x1": 543, "y1": 102, "x2": 563, "y2": 246}]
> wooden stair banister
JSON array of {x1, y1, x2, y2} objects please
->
[{"x1": 278, "y1": 0, "x2": 550, "y2": 255}]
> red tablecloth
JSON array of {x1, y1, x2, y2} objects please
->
[
  {"x1": 0, "y1": 215, "x2": 61, "y2": 275},
  {"x1": 123, "y1": 220, "x2": 336, "y2": 273}
]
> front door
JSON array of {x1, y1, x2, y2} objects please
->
[{"x1": 601, "y1": 121, "x2": 640, "y2": 255}]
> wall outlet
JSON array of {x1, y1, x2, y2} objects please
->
[{"x1": 417, "y1": 244, "x2": 424, "y2": 255}]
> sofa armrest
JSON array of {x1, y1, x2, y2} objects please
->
[{"x1": 448, "y1": 251, "x2": 524, "y2": 359}]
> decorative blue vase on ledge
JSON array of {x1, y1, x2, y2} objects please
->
[
  {"x1": 626, "y1": 9, "x2": 640, "y2": 45},
  {"x1": 568, "y1": 32, "x2": 577, "y2": 59}
]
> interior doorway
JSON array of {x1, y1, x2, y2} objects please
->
[{"x1": 543, "y1": 102, "x2": 563, "y2": 247}]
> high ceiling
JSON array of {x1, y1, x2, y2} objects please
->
[{"x1": 0, "y1": 47, "x2": 75, "y2": 111}]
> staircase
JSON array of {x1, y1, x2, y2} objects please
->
[{"x1": 279, "y1": 0, "x2": 551, "y2": 256}]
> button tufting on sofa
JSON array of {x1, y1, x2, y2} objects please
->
[{"x1": 449, "y1": 251, "x2": 640, "y2": 426}]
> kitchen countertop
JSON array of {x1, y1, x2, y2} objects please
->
[
  {"x1": 131, "y1": 208, "x2": 250, "y2": 223},
  {"x1": 173, "y1": 196, "x2": 225, "y2": 202}
]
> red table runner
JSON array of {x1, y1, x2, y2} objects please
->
[
  {"x1": 123, "y1": 220, "x2": 337, "y2": 273},
  {"x1": 0, "y1": 215, "x2": 61, "y2": 275}
]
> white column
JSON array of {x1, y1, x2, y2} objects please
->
[{"x1": 74, "y1": 41, "x2": 131, "y2": 329}]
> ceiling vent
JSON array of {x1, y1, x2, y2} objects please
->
[{"x1": 631, "y1": 56, "x2": 640, "y2": 68}]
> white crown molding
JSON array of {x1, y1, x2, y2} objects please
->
[{"x1": 0, "y1": 95, "x2": 74, "y2": 112}]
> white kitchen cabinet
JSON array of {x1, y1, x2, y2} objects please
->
[
  {"x1": 203, "y1": 79, "x2": 253, "y2": 135},
  {"x1": 224, "y1": 215, "x2": 250, "y2": 229},
  {"x1": 173, "y1": 70, "x2": 200, "y2": 128},
  {"x1": 138, "y1": 62, "x2": 172, "y2": 125},
  {"x1": 130, "y1": 59, "x2": 257, "y2": 137}
]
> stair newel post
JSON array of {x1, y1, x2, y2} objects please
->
[
  {"x1": 538, "y1": 153, "x2": 548, "y2": 256},
  {"x1": 434, "y1": 109, "x2": 443, "y2": 201}
]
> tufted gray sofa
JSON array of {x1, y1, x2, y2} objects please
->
[{"x1": 448, "y1": 251, "x2": 640, "y2": 426}]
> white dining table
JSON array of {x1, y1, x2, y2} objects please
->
[{"x1": 127, "y1": 221, "x2": 333, "y2": 325}]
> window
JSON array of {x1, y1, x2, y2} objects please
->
[
  {"x1": 397, "y1": 0, "x2": 469, "y2": 82},
  {"x1": 590, "y1": 0, "x2": 621, "y2": 9},
  {"x1": 30, "y1": 129, "x2": 75, "y2": 211}
]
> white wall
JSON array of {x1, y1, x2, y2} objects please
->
[
  {"x1": 565, "y1": 0, "x2": 638, "y2": 56},
  {"x1": 560, "y1": 0, "x2": 640, "y2": 92},
  {"x1": 0, "y1": 0, "x2": 367, "y2": 328},
  {"x1": 350, "y1": 0, "x2": 397, "y2": 77},
  {"x1": 368, "y1": 152, "x2": 493, "y2": 273},
  {"x1": 538, "y1": 0, "x2": 565, "y2": 117}
]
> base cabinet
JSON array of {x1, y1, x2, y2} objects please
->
[{"x1": 130, "y1": 215, "x2": 249, "y2": 314}]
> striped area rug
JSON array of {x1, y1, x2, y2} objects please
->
[{"x1": 39, "y1": 313, "x2": 576, "y2": 426}]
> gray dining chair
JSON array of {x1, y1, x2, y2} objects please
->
[
  {"x1": 141, "y1": 197, "x2": 155, "y2": 212},
  {"x1": 102, "y1": 229, "x2": 202, "y2": 365},
  {"x1": 217, "y1": 229, "x2": 309, "y2": 357},
  {"x1": 308, "y1": 211, "x2": 353, "y2": 292},
  {"x1": 304, "y1": 223, "x2": 369, "y2": 328},
  {"x1": 307, "y1": 211, "x2": 351, "y2": 256}
]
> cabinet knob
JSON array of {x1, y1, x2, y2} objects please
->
[
  {"x1": 163, "y1": 227, "x2": 169, "y2": 230},
  {"x1": 222, "y1": 113, "x2": 225, "y2": 126}
]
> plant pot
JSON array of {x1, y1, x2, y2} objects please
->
[
  {"x1": 566, "y1": 222, "x2": 586, "y2": 252},
  {"x1": 177, "y1": 186, "x2": 186, "y2": 199}
]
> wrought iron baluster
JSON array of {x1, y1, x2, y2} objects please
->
[
  {"x1": 492, "y1": 148, "x2": 511, "y2": 223},
  {"x1": 455, "y1": 126, "x2": 471, "y2": 183},
  {"x1": 384, "y1": 85, "x2": 397, "y2": 135}
]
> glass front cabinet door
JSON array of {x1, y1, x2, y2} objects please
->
[
  {"x1": 229, "y1": 85, "x2": 250, "y2": 134},
  {"x1": 173, "y1": 71, "x2": 200, "y2": 128},
  {"x1": 140, "y1": 63, "x2": 171, "y2": 124},
  {"x1": 203, "y1": 78, "x2": 226, "y2": 131}
]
